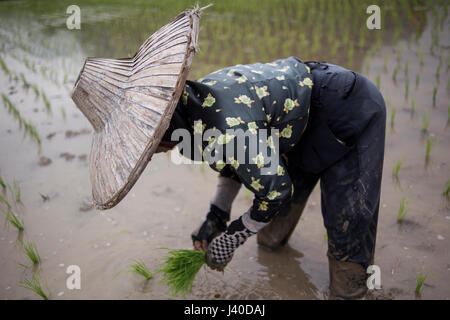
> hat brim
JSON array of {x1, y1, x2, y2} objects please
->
[{"x1": 71, "y1": 7, "x2": 201, "y2": 209}]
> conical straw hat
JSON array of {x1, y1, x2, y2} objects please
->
[{"x1": 71, "y1": 7, "x2": 204, "y2": 210}]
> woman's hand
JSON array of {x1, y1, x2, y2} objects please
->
[
  {"x1": 191, "y1": 204, "x2": 229, "y2": 252},
  {"x1": 205, "y1": 217, "x2": 255, "y2": 271}
]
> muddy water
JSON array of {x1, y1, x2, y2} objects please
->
[{"x1": 0, "y1": 1, "x2": 449, "y2": 299}]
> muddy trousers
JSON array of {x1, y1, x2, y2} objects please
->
[{"x1": 258, "y1": 71, "x2": 386, "y2": 299}]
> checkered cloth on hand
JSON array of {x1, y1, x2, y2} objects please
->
[{"x1": 206, "y1": 217, "x2": 255, "y2": 271}]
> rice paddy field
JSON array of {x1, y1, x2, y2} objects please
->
[{"x1": 0, "y1": 0, "x2": 449, "y2": 300}]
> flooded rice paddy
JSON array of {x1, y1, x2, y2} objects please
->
[{"x1": 0, "y1": 0, "x2": 449, "y2": 299}]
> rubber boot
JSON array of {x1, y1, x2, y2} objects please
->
[
  {"x1": 257, "y1": 200, "x2": 306, "y2": 251},
  {"x1": 257, "y1": 169, "x2": 318, "y2": 251},
  {"x1": 327, "y1": 253, "x2": 369, "y2": 300}
]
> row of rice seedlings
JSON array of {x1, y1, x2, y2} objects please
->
[
  {"x1": 1, "y1": 93, "x2": 41, "y2": 148},
  {"x1": 396, "y1": 196, "x2": 409, "y2": 223},
  {"x1": 392, "y1": 159, "x2": 403, "y2": 179},
  {"x1": 19, "y1": 272, "x2": 48, "y2": 300},
  {"x1": 129, "y1": 260, "x2": 153, "y2": 281}
]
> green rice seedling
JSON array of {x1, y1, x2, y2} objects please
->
[
  {"x1": 19, "y1": 273, "x2": 48, "y2": 300},
  {"x1": 421, "y1": 112, "x2": 429, "y2": 133},
  {"x1": 0, "y1": 175, "x2": 6, "y2": 192},
  {"x1": 404, "y1": 60, "x2": 409, "y2": 77},
  {"x1": 390, "y1": 108, "x2": 396, "y2": 130},
  {"x1": 415, "y1": 271, "x2": 429, "y2": 294},
  {"x1": 396, "y1": 197, "x2": 409, "y2": 223},
  {"x1": 383, "y1": 54, "x2": 389, "y2": 72},
  {"x1": 8, "y1": 180, "x2": 21, "y2": 204},
  {"x1": 410, "y1": 96, "x2": 416, "y2": 117},
  {"x1": 23, "y1": 241, "x2": 40, "y2": 264},
  {"x1": 443, "y1": 179, "x2": 450, "y2": 197},
  {"x1": 405, "y1": 78, "x2": 409, "y2": 99},
  {"x1": 436, "y1": 57, "x2": 442, "y2": 82},
  {"x1": 158, "y1": 249, "x2": 206, "y2": 298},
  {"x1": 415, "y1": 73, "x2": 420, "y2": 88},
  {"x1": 31, "y1": 84, "x2": 39, "y2": 100},
  {"x1": 425, "y1": 137, "x2": 434, "y2": 161},
  {"x1": 60, "y1": 106, "x2": 66, "y2": 121},
  {"x1": 375, "y1": 74, "x2": 380, "y2": 90},
  {"x1": 41, "y1": 90, "x2": 52, "y2": 115},
  {"x1": 0, "y1": 193, "x2": 11, "y2": 212},
  {"x1": 1, "y1": 93, "x2": 41, "y2": 147},
  {"x1": 396, "y1": 43, "x2": 403, "y2": 64},
  {"x1": 129, "y1": 259, "x2": 154, "y2": 281},
  {"x1": 6, "y1": 211, "x2": 24, "y2": 231},
  {"x1": 432, "y1": 86, "x2": 437, "y2": 107},
  {"x1": 447, "y1": 104, "x2": 450, "y2": 123},
  {"x1": 19, "y1": 73, "x2": 30, "y2": 89},
  {"x1": 0, "y1": 56, "x2": 10, "y2": 76},
  {"x1": 392, "y1": 159, "x2": 403, "y2": 178},
  {"x1": 392, "y1": 66, "x2": 398, "y2": 82}
]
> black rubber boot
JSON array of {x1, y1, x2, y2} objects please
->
[{"x1": 327, "y1": 253, "x2": 369, "y2": 300}]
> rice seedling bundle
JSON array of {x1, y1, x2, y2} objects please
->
[{"x1": 158, "y1": 249, "x2": 206, "y2": 298}]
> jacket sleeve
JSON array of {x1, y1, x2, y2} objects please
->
[{"x1": 220, "y1": 128, "x2": 294, "y2": 225}]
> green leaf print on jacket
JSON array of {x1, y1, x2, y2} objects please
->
[
  {"x1": 255, "y1": 85, "x2": 270, "y2": 99},
  {"x1": 226, "y1": 117, "x2": 244, "y2": 127},
  {"x1": 299, "y1": 77, "x2": 314, "y2": 89},
  {"x1": 280, "y1": 124, "x2": 293, "y2": 138},
  {"x1": 234, "y1": 95, "x2": 254, "y2": 108},
  {"x1": 283, "y1": 98, "x2": 300, "y2": 113},
  {"x1": 202, "y1": 93, "x2": 216, "y2": 108}
]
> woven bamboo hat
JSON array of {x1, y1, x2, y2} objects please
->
[{"x1": 71, "y1": 7, "x2": 204, "y2": 210}]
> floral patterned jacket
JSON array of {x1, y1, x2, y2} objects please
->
[{"x1": 163, "y1": 56, "x2": 313, "y2": 222}]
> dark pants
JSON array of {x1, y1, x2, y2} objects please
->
[{"x1": 260, "y1": 62, "x2": 386, "y2": 268}]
